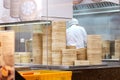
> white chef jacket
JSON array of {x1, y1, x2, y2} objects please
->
[{"x1": 66, "y1": 25, "x2": 87, "y2": 49}]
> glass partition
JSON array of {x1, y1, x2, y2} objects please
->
[{"x1": 73, "y1": 1, "x2": 120, "y2": 60}]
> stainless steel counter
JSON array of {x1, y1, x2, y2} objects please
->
[{"x1": 15, "y1": 62, "x2": 120, "y2": 70}]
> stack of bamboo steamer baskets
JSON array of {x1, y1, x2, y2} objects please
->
[
  {"x1": 52, "y1": 50, "x2": 62, "y2": 65},
  {"x1": 102, "y1": 40, "x2": 110, "y2": 59},
  {"x1": 62, "y1": 49, "x2": 77, "y2": 66},
  {"x1": 10, "y1": 0, "x2": 21, "y2": 18},
  {"x1": 87, "y1": 35, "x2": 102, "y2": 65},
  {"x1": 52, "y1": 21, "x2": 66, "y2": 50},
  {"x1": 3, "y1": 0, "x2": 10, "y2": 9},
  {"x1": 76, "y1": 48, "x2": 87, "y2": 60},
  {"x1": 114, "y1": 40, "x2": 120, "y2": 59},
  {"x1": 32, "y1": 33, "x2": 43, "y2": 64},
  {"x1": 42, "y1": 25, "x2": 52, "y2": 65},
  {"x1": 52, "y1": 21, "x2": 66, "y2": 65}
]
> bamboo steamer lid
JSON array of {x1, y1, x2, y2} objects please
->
[
  {"x1": 20, "y1": 0, "x2": 37, "y2": 21},
  {"x1": 3, "y1": 0, "x2": 10, "y2": 9},
  {"x1": 20, "y1": 52, "x2": 31, "y2": 63},
  {"x1": 10, "y1": 0, "x2": 21, "y2": 18},
  {"x1": 74, "y1": 60, "x2": 90, "y2": 66},
  {"x1": 73, "y1": 0, "x2": 83, "y2": 4}
]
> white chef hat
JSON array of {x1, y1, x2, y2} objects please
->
[{"x1": 68, "y1": 18, "x2": 79, "y2": 27}]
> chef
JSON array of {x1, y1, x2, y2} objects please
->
[{"x1": 66, "y1": 18, "x2": 87, "y2": 49}]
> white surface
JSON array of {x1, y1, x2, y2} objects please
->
[{"x1": 42, "y1": 0, "x2": 73, "y2": 20}]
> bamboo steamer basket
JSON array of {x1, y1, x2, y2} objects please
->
[
  {"x1": 62, "y1": 49, "x2": 77, "y2": 66},
  {"x1": 42, "y1": 52, "x2": 52, "y2": 65},
  {"x1": 52, "y1": 50, "x2": 62, "y2": 65},
  {"x1": 74, "y1": 60, "x2": 90, "y2": 66},
  {"x1": 32, "y1": 33, "x2": 43, "y2": 55},
  {"x1": 62, "y1": 54, "x2": 77, "y2": 66},
  {"x1": 52, "y1": 26, "x2": 66, "y2": 32},
  {"x1": 87, "y1": 48, "x2": 102, "y2": 54},
  {"x1": 66, "y1": 46, "x2": 76, "y2": 49},
  {"x1": 52, "y1": 42, "x2": 66, "y2": 50},
  {"x1": 87, "y1": 53, "x2": 102, "y2": 65},
  {"x1": 62, "y1": 49, "x2": 77, "y2": 54},
  {"x1": 3, "y1": 0, "x2": 10, "y2": 9},
  {"x1": 25, "y1": 40, "x2": 32, "y2": 52},
  {"x1": 20, "y1": 0, "x2": 37, "y2": 21},
  {"x1": 20, "y1": 52, "x2": 31, "y2": 63},
  {"x1": 87, "y1": 35, "x2": 102, "y2": 49},
  {"x1": 15, "y1": 53, "x2": 21, "y2": 63},
  {"x1": 33, "y1": 24, "x2": 43, "y2": 33},
  {"x1": 33, "y1": 49, "x2": 43, "y2": 58},
  {"x1": 10, "y1": 0, "x2": 21, "y2": 18},
  {"x1": 76, "y1": 48, "x2": 87, "y2": 60},
  {"x1": 73, "y1": 0, "x2": 83, "y2": 4},
  {"x1": 42, "y1": 25, "x2": 52, "y2": 34},
  {"x1": 115, "y1": 40, "x2": 120, "y2": 54},
  {"x1": 33, "y1": 54, "x2": 42, "y2": 64}
]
